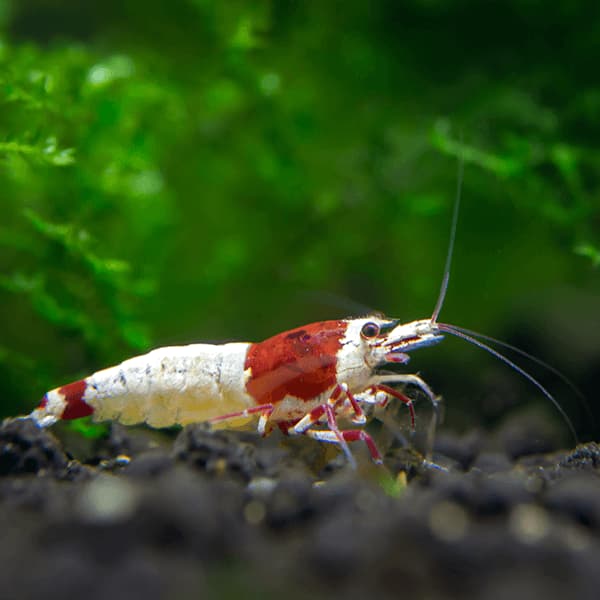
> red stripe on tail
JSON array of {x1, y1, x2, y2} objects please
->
[{"x1": 58, "y1": 380, "x2": 94, "y2": 420}]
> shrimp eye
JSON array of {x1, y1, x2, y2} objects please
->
[{"x1": 360, "y1": 322, "x2": 380, "y2": 339}]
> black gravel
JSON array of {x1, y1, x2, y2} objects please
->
[{"x1": 1, "y1": 416, "x2": 600, "y2": 600}]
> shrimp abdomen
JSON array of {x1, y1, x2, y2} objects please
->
[{"x1": 31, "y1": 343, "x2": 253, "y2": 428}]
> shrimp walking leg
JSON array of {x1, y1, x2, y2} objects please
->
[
  {"x1": 207, "y1": 404, "x2": 274, "y2": 435},
  {"x1": 374, "y1": 374, "x2": 438, "y2": 406},
  {"x1": 291, "y1": 383, "x2": 366, "y2": 435},
  {"x1": 304, "y1": 429, "x2": 383, "y2": 464},
  {"x1": 371, "y1": 384, "x2": 416, "y2": 430},
  {"x1": 283, "y1": 384, "x2": 376, "y2": 466}
]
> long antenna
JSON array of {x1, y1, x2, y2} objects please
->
[
  {"x1": 439, "y1": 322, "x2": 595, "y2": 430},
  {"x1": 425, "y1": 142, "x2": 581, "y2": 443},
  {"x1": 431, "y1": 152, "x2": 464, "y2": 323},
  {"x1": 437, "y1": 322, "x2": 578, "y2": 443}
]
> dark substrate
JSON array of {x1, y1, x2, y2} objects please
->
[{"x1": 1, "y1": 416, "x2": 599, "y2": 600}]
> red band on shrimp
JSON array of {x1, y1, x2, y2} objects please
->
[
  {"x1": 245, "y1": 320, "x2": 346, "y2": 404},
  {"x1": 59, "y1": 380, "x2": 94, "y2": 420}
]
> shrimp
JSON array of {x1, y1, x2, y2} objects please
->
[{"x1": 29, "y1": 317, "x2": 442, "y2": 465}]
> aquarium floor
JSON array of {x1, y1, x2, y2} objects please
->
[{"x1": 1, "y1": 417, "x2": 599, "y2": 600}]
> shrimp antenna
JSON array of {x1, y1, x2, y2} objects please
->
[
  {"x1": 437, "y1": 322, "x2": 578, "y2": 443},
  {"x1": 440, "y1": 323, "x2": 595, "y2": 430},
  {"x1": 431, "y1": 151, "x2": 464, "y2": 323}
]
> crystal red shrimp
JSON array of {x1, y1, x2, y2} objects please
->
[
  {"x1": 26, "y1": 162, "x2": 577, "y2": 465},
  {"x1": 28, "y1": 317, "x2": 441, "y2": 465}
]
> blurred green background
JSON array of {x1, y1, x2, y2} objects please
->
[{"x1": 1, "y1": 0, "x2": 599, "y2": 437}]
